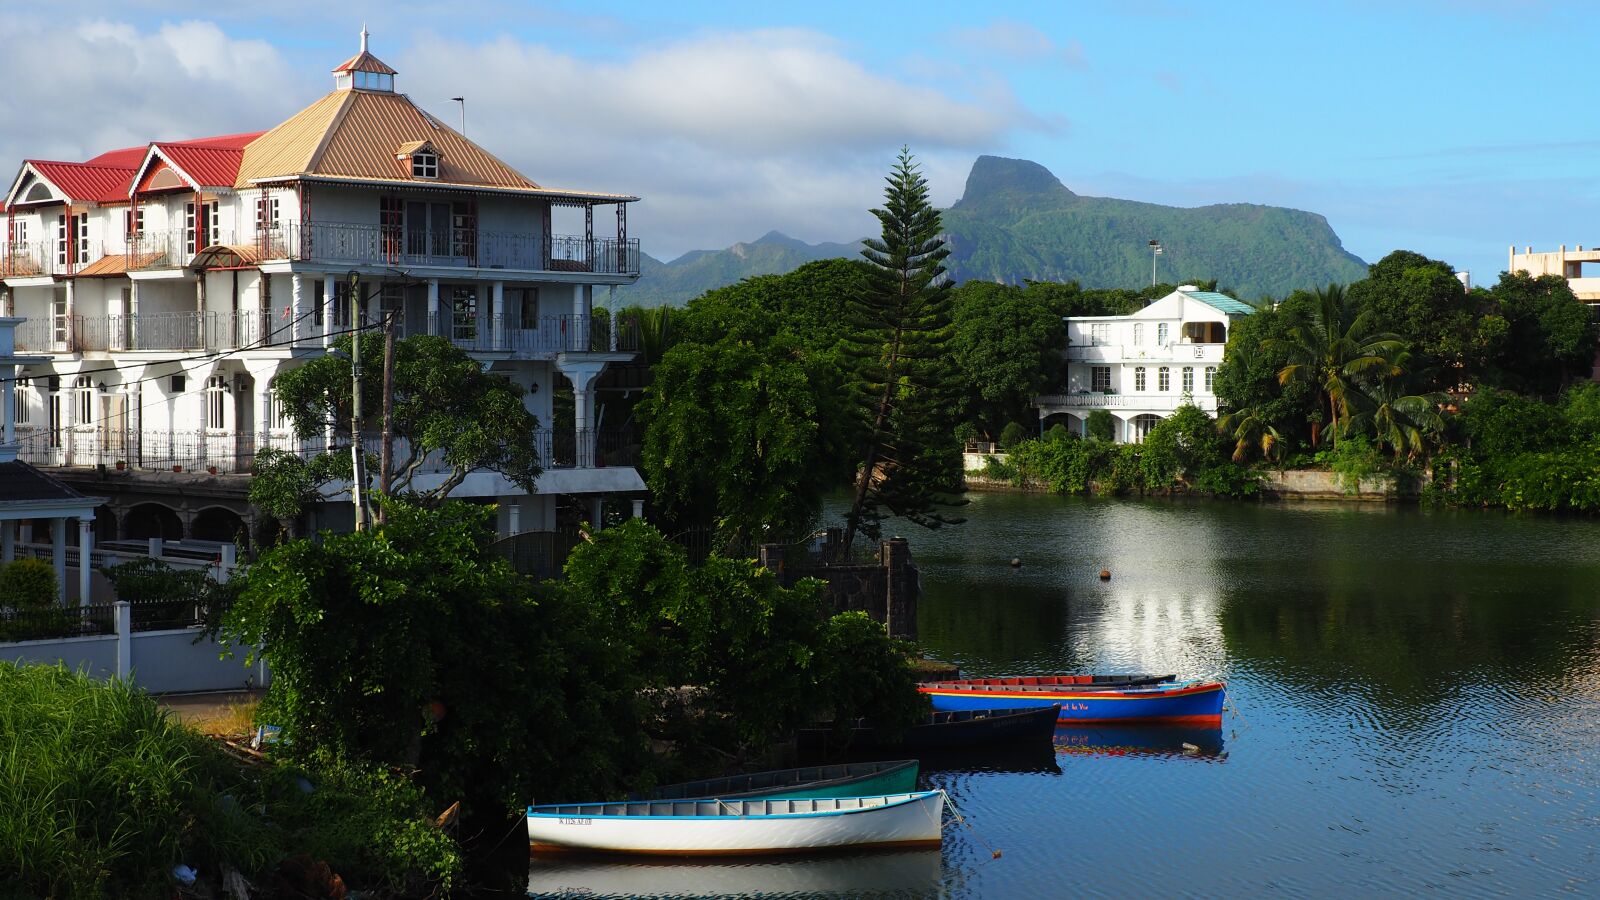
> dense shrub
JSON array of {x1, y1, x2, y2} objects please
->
[
  {"x1": 0, "y1": 558, "x2": 58, "y2": 609},
  {"x1": 1086, "y1": 409, "x2": 1115, "y2": 442},
  {"x1": 998, "y1": 421, "x2": 1029, "y2": 449},
  {"x1": 0, "y1": 662, "x2": 458, "y2": 899}
]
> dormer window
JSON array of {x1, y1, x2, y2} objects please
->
[{"x1": 412, "y1": 150, "x2": 438, "y2": 179}]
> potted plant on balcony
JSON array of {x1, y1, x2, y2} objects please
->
[{"x1": 113, "y1": 459, "x2": 126, "y2": 471}]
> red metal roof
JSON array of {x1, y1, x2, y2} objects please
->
[
  {"x1": 27, "y1": 160, "x2": 137, "y2": 203},
  {"x1": 154, "y1": 143, "x2": 248, "y2": 188},
  {"x1": 82, "y1": 146, "x2": 146, "y2": 168}
]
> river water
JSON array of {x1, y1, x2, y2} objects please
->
[{"x1": 529, "y1": 493, "x2": 1600, "y2": 897}]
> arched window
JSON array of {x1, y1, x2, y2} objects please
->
[
  {"x1": 1132, "y1": 323, "x2": 1143, "y2": 345},
  {"x1": 266, "y1": 380, "x2": 289, "y2": 431},
  {"x1": 1204, "y1": 366, "x2": 1216, "y2": 393},
  {"x1": 206, "y1": 375, "x2": 229, "y2": 431},
  {"x1": 1157, "y1": 322, "x2": 1169, "y2": 345},
  {"x1": 1134, "y1": 366, "x2": 1146, "y2": 391},
  {"x1": 1158, "y1": 367, "x2": 1171, "y2": 392},
  {"x1": 73, "y1": 376, "x2": 93, "y2": 426},
  {"x1": 1182, "y1": 367, "x2": 1195, "y2": 393}
]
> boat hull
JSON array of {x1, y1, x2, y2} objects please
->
[
  {"x1": 644, "y1": 760, "x2": 919, "y2": 802},
  {"x1": 527, "y1": 792, "x2": 945, "y2": 857},
  {"x1": 920, "y1": 680, "x2": 1226, "y2": 725},
  {"x1": 797, "y1": 705, "x2": 1060, "y2": 757}
]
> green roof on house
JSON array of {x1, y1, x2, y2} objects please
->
[{"x1": 1182, "y1": 290, "x2": 1257, "y2": 317}]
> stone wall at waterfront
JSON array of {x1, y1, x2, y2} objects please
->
[{"x1": 758, "y1": 537, "x2": 919, "y2": 640}]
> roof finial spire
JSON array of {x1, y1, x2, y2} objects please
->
[{"x1": 360, "y1": 23, "x2": 369, "y2": 53}]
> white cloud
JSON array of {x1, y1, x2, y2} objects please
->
[
  {"x1": 0, "y1": 16, "x2": 1043, "y2": 259},
  {"x1": 948, "y1": 19, "x2": 1088, "y2": 68},
  {"x1": 396, "y1": 29, "x2": 1040, "y2": 256},
  {"x1": 0, "y1": 16, "x2": 309, "y2": 167}
]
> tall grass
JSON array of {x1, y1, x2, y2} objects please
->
[{"x1": 0, "y1": 662, "x2": 458, "y2": 897}]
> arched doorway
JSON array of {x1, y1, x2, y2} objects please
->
[
  {"x1": 190, "y1": 506, "x2": 246, "y2": 546},
  {"x1": 123, "y1": 503, "x2": 183, "y2": 541},
  {"x1": 1129, "y1": 414, "x2": 1163, "y2": 444}
]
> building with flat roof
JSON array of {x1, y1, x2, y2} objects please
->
[{"x1": 1508, "y1": 244, "x2": 1600, "y2": 306}]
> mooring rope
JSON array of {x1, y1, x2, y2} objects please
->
[{"x1": 939, "y1": 789, "x2": 1002, "y2": 860}]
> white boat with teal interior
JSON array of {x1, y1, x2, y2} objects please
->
[{"x1": 526, "y1": 791, "x2": 945, "y2": 856}]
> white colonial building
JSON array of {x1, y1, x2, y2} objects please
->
[
  {"x1": 0, "y1": 31, "x2": 644, "y2": 547},
  {"x1": 1034, "y1": 286, "x2": 1255, "y2": 443}
]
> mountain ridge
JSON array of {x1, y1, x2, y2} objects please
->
[{"x1": 620, "y1": 156, "x2": 1368, "y2": 307}]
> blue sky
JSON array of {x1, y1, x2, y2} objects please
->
[{"x1": 3, "y1": 1, "x2": 1594, "y2": 286}]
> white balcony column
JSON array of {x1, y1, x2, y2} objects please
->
[
  {"x1": 128, "y1": 281, "x2": 141, "y2": 350},
  {"x1": 63, "y1": 280, "x2": 75, "y2": 350},
  {"x1": 2, "y1": 363, "x2": 14, "y2": 449},
  {"x1": 507, "y1": 500, "x2": 521, "y2": 535},
  {"x1": 51, "y1": 517, "x2": 66, "y2": 605},
  {"x1": 427, "y1": 279, "x2": 440, "y2": 335},
  {"x1": 321, "y1": 274, "x2": 336, "y2": 348},
  {"x1": 589, "y1": 496, "x2": 604, "y2": 532},
  {"x1": 291, "y1": 273, "x2": 308, "y2": 344},
  {"x1": 630, "y1": 499, "x2": 644, "y2": 519},
  {"x1": 573, "y1": 285, "x2": 592, "y2": 350},
  {"x1": 109, "y1": 284, "x2": 126, "y2": 351},
  {"x1": 490, "y1": 281, "x2": 505, "y2": 349},
  {"x1": 77, "y1": 517, "x2": 92, "y2": 608},
  {"x1": 557, "y1": 360, "x2": 604, "y2": 468}
]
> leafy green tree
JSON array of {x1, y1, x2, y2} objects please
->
[
  {"x1": 1085, "y1": 409, "x2": 1115, "y2": 442},
  {"x1": 560, "y1": 520, "x2": 926, "y2": 761},
  {"x1": 1213, "y1": 289, "x2": 1319, "y2": 446},
  {"x1": 1139, "y1": 404, "x2": 1227, "y2": 485},
  {"x1": 251, "y1": 334, "x2": 541, "y2": 527},
  {"x1": 843, "y1": 148, "x2": 964, "y2": 551},
  {"x1": 640, "y1": 330, "x2": 853, "y2": 543},
  {"x1": 1482, "y1": 270, "x2": 1599, "y2": 395},
  {"x1": 223, "y1": 499, "x2": 652, "y2": 814},
  {"x1": 1271, "y1": 284, "x2": 1403, "y2": 446},
  {"x1": 1217, "y1": 405, "x2": 1283, "y2": 463},
  {"x1": 998, "y1": 422, "x2": 1030, "y2": 449},
  {"x1": 1346, "y1": 250, "x2": 1483, "y2": 387},
  {"x1": 1344, "y1": 349, "x2": 1447, "y2": 460},
  {"x1": 948, "y1": 281, "x2": 1067, "y2": 434}
]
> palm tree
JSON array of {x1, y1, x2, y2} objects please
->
[
  {"x1": 1270, "y1": 284, "x2": 1403, "y2": 447},
  {"x1": 1348, "y1": 350, "x2": 1448, "y2": 460},
  {"x1": 1217, "y1": 406, "x2": 1283, "y2": 463}
]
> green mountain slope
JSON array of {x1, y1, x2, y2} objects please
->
[
  {"x1": 942, "y1": 156, "x2": 1368, "y2": 299},
  {"x1": 619, "y1": 156, "x2": 1367, "y2": 307},
  {"x1": 623, "y1": 231, "x2": 862, "y2": 308}
]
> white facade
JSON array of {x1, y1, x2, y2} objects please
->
[
  {"x1": 1508, "y1": 243, "x2": 1600, "y2": 306},
  {"x1": 0, "y1": 35, "x2": 645, "y2": 541},
  {"x1": 1035, "y1": 286, "x2": 1253, "y2": 443}
]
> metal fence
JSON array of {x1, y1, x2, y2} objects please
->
[
  {"x1": 0, "y1": 603, "x2": 117, "y2": 642},
  {"x1": 489, "y1": 528, "x2": 587, "y2": 579}
]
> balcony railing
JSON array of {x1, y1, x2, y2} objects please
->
[
  {"x1": 1, "y1": 238, "x2": 102, "y2": 277},
  {"x1": 284, "y1": 222, "x2": 640, "y2": 275},
  {"x1": 428, "y1": 313, "x2": 641, "y2": 354},
  {"x1": 17, "y1": 426, "x2": 641, "y2": 477},
  {"x1": 14, "y1": 312, "x2": 280, "y2": 353}
]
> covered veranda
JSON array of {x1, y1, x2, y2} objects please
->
[{"x1": 1, "y1": 314, "x2": 104, "y2": 605}]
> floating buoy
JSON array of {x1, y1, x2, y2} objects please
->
[
  {"x1": 1009, "y1": 557, "x2": 1022, "y2": 568},
  {"x1": 1181, "y1": 742, "x2": 1200, "y2": 754},
  {"x1": 1099, "y1": 569, "x2": 1111, "y2": 580}
]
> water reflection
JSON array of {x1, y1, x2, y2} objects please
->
[
  {"x1": 1054, "y1": 724, "x2": 1225, "y2": 759},
  {"x1": 527, "y1": 848, "x2": 942, "y2": 898}
]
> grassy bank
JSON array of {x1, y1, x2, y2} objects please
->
[{"x1": 0, "y1": 662, "x2": 459, "y2": 899}]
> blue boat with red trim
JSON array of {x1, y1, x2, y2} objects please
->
[{"x1": 918, "y1": 675, "x2": 1225, "y2": 726}]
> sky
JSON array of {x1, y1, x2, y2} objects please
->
[{"x1": 1, "y1": 0, "x2": 1594, "y2": 285}]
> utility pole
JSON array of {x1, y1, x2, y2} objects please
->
[
  {"x1": 378, "y1": 307, "x2": 396, "y2": 524},
  {"x1": 348, "y1": 271, "x2": 368, "y2": 532},
  {"x1": 1149, "y1": 239, "x2": 1163, "y2": 287}
]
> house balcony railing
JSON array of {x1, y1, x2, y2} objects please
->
[
  {"x1": 1, "y1": 239, "x2": 102, "y2": 278},
  {"x1": 15, "y1": 312, "x2": 281, "y2": 353},
  {"x1": 285, "y1": 222, "x2": 641, "y2": 275},
  {"x1": 1035, "y1": 393, "x2": 1219, "y2": 412},
  {"x1": 427, "y1": 313, "x2": 641, "y2": 354},
  {"x1": 1064, "y1": 343, "x2": 1226, "y2": 363}
]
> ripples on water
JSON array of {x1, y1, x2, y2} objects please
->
[{"x1": 529, "y1": 496, "x2": 1600, "y2": 898}]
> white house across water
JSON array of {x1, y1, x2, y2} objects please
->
[
  {"x1": 0, "y1": 30, "x2": 645, "y2": 547},
  {"x1": 1034, "y1": 286, "x2": 1255, "y2": 443}
]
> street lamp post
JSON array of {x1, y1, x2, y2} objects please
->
[{"x1": 1148, "y1": 239, "x2": 1163, "y2": 287}]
